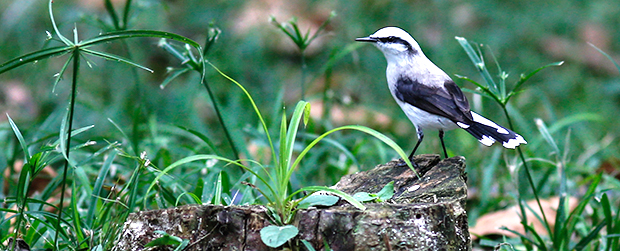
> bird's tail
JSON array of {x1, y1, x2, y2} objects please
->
[{"x1": 460, "y1": 112, "x2": 527, "y2": 149}]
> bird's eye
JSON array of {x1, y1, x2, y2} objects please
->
[{"x1": 379, "y1": 36, "x2": 396, "y2": 43}]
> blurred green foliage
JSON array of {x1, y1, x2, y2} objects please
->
[{"x1": 0, "y1": 0, "x2": 619, "y2": 249}]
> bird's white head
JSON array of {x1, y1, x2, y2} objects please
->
[{"x1": 356, "y1": 27, "x2": 423, "y2": 64}]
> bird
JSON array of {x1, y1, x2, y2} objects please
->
[{"x1": 356, "y1": 27, "x2": 526, "y2": 161}]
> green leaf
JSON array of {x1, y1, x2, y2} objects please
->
[
  {"x1": 352, "y1": 192, "x2": 375, "y2": 202},
  {"x1": 297, "y1": 194, "x2": 339, "y2": 209},
  {"x1": 350, "y1": 182, "x2": 394, "y2": 203},
  {"x1": 145, "y1": 231, "x2": 183, "y2": 247},
  {"x1": 293, "y1": 186, "x2": 365, "y2": 210},
  {"x1": 260, "y1": 225, "x2": 299, "y2": 248},
  {"x1": 376, "y1": 181, "x2": 395, "y2": 202}
]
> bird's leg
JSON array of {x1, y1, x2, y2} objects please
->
[
  {"x1": 439, "y1": 130, "x2": 448, "y2": 158},
  {"x1": 396, "y1": 129, "x2": 423, "y2": 169},
  {"x1": 408, "y1": 129, "x2": 424, "y2": 161}
]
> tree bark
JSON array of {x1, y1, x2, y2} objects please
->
[{"x1": 114, "y1": 154, "x2": 471, "y2": 251}]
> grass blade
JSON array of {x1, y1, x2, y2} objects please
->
[
  {"x1": 509, "y1": 61, "x2": 564, "y2": 101},
  {"x1": 6, "y1": 114, "x2": 31, "y2": 162},
  {"x1": 48, "y1": 0, "x2": 72, "y2": 46},
  {"x1": 104, "y1": 0, "x2": 121, "y2": 30},
  {"x1": 212, "y1": 172, "x2": 223, "y2": 205},
  {"x1": 0, "y1": 46, "x2": 71, "y2": 74},
  {"x1": 121, "y1": 0, "x2": 133, "y2": 30},
  {"x1": 208, "y1": 62, "x2": 277, "y2": 163},
  {"x1": 174, "y1": 125, "x2": 220, "y2": 155},
  {"x1": 298, "y1": 132, "x2": 360, "y2": 171},
  {"x1": 291, "y1": 125, "x2": 415, "y2": 176},
  {"x1": 82, "y1": 48, "x2": 153, "y2": 73},
  {"x1": 565, "y1": 174, "x2": 601, "y2": 239},
  {"x1": 455, "y1": 36, "x2": 498, "y2": 94},
  {"x1": 86, "y1": 150, "x2": 117, "y2": 227},
  {"x1": 52, "y1": 54, "x2": 75, "y2": 93},
  {"x1": 145, "y1": 155, "x2": 276, "y2": 208},
  {"x1": 70, "y1": 182, "x2": 86, "y2": 248},
  {"x1": 283, "y1": 101, "x2": 310, "y2": 184},
  {"x1": 278, "y1": 112, "x2": 288, "y2": 193},
  {"x1": 588, "y1": 43, "x2": 620, "y2": 73},
  {"x1": 572, "y1": 220, "x2": 606, "y2": 251},
  {"x1": 160, "y1": 68, "x2": 190, "y2": 89},
  {"x1": 80, "y1": 30, "x2": 202, "y2": 51}
]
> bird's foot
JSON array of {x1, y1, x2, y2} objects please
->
[{"x1": 396, "y1": 158, "x2": 419, "y2": 169}]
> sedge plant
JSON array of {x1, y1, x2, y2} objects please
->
[{"x1": 270, "y1": 11, "x2": 336, "y2": 100}]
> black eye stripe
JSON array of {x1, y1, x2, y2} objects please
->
[
  {"x1": 376, "y1": 36, "x2": 417, "y2": 54},
  {"x1": 379, "y1": 36, "x2": 407, "y2": 45}
]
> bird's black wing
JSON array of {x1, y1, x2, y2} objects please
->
[{"x1": 395, "y1": 77, "x2": 474, "y2": 123}]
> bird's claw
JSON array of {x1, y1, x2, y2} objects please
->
[{"x1": 397, "y1": 158, "x2": 419, "y2": 169}]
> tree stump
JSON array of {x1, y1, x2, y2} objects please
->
[{"x1": 114, "y1": 154, "x2": 471, "y2": 251}]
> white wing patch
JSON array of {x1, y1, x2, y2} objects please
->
[
  {"x1": 502, "y1": 135, "x2": 527, "y2": 149},
  {"x1": 471, "y1": 112, "x2": 509, "y2": 134},
  {"x1": 456, "y1": 122, "x2": 470, "y2": 129},
  {"x1": 479, "y1": 135, "x2": 495, "y2": 146}
]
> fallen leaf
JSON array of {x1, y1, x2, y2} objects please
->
[{"x1": 470, "y1": 196, "x2": 578, "y2": 239}]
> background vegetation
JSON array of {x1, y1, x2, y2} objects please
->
[{"x1": 0, "y1": 0, "x2": 618, "y2": 250}]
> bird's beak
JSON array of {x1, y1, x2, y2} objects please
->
[{"x1": 355, "y1": 36, "x2": 377, "y2": 43}]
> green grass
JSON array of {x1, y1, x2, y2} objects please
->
[{"x1": 1, "y1": 0, "x2": 619, "y2": 250}]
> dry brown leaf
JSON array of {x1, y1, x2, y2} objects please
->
[{"x1": 470, "y1": 196, "x2": 578, "y2": 240}]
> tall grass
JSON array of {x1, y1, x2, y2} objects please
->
[{"x1": 457, "y1": 37, "x2": 618, "y2": 250}]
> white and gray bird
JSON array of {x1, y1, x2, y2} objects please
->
[{"x1": 356, "y1": 27, "x2": 526, "y2": 161}]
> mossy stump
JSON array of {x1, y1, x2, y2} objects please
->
[{"x1": 114, "y1": 154, "x2": 471, "y2": 251}]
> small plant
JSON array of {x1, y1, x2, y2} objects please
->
[
  {"x1": 353, "y1": 181, "x2": 395, "y2": 203},
  {"x1": 146, "y1": 62, "x2": 415, "y2": 248}
]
